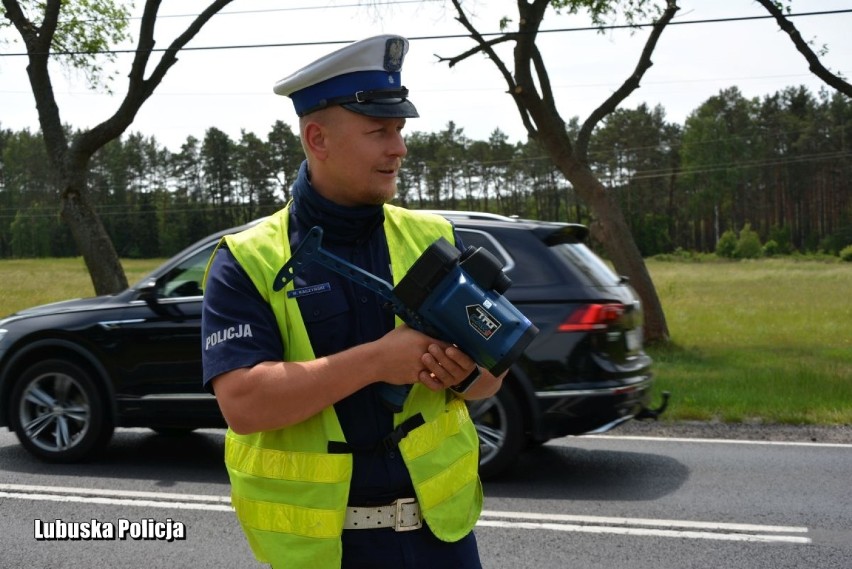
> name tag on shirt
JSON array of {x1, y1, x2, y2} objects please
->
[{"x1": 287, "y1": 282, "x2": 331, "y2": 299}]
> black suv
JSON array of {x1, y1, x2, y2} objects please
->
[{"x1": 0, "y1": 212, "x2": 662, "y2": 477}]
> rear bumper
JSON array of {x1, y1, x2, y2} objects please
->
[{"x1": 533, "y1": 375, "x2": 655, "y2": 438}]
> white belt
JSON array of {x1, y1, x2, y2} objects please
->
[{"x1": 343, "y1": 497, "x2": 423, "y2": 532}]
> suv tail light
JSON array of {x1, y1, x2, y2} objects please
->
[{"x1": 558, "y1": 303, "x2": 625, "y2": 332}]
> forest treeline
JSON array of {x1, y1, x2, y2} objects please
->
[{"x1": 1, "y1": 85, "x2": 850, "y2": 260}]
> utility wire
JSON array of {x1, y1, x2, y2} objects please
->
[
  {"x1": 150, "y1": 0, "x2": 446, "y2": 19},
  {"x1": 1, "y1": 9, "x2": 850, "y2": 57}
]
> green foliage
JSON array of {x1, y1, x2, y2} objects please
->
[
  {"x1": 818, "y1": 224, "x2": 852, "y2": 255},
  {"x1": 677, "y1": 86, "x2": 851, "y2": 255},
  {"x1": 840, "y1": 245, "x2": 852, "y2": 262},
  {"x1": 0, "y1": 80, "x2": 850, "y2": 259},
  {"x1": 0, "y1": 121, "x2": 305, "y2": 260},
  {"x1": 762, "y1": 239, "x2": 779, "y2": 257},
  {"x1": 634, "y1": 212, "x2": 673, "y2": 256},
  {"x1": 550, "y1": 0, "x2": 660, "y2": 28},
  {"x1": 593, "y1": 103, "x2": 682, "y2": 254},
  {"x1": 56, "y1": 0, "x2": 132, "y2": 88},
  {"x1": 1, "y1": 0, "x2": 133, "y2": 90},
  {"x1": 734, "y1": 223, "x2": 763, "y2": 259},
  {"x1": 10, "y1": 205, "x2": 52, "y2": 257},
  {"x1": 651, "y1": 248, "x2": 718, "y2": 263},
  {"x1": 716, "y1": 222, "x2": 765, "y2": 260},
  {"x1": 768, "y1": 225, "x2": 794, "y2": 254},
  {"x1": 715, "y1": 229, "x2": 737, "y2": 258}
]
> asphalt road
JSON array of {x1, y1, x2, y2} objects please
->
[{"x1": 0, "y1": 425, "x2": 850, "y2": 569}]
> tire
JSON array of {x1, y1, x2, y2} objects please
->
[
  {"x1": 8, "y1": 359, "x2": 114, "y2": 462},
  {"x1": 467, "y1": 384, "x2": 525, "y2": 479}
]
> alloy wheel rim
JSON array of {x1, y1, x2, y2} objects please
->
[
  {"x1": 468, "y1": 396, "x2": 507, "y2": 465},
  {"x1": 19, "y1": 371, "x2": 91, "y2": 453}
]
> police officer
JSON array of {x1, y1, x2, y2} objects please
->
[{"x1": 201, "y1": 35, "x2": 505, "y2": 568}]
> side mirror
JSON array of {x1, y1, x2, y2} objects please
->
[{"x1": 136, "y1": 279, "x2": 160, "y2": 303}]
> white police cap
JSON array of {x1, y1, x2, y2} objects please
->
[{"x1": 273, "y1": 34, "x2": 418, "y2": 118}]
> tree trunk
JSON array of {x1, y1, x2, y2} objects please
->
[
  {"x1": 570, "y1": 166, "x2": 668, "y2": 342},
  {"x1": 444, "y1": 0, "x2": 678, "y2": 343},
  {"x1": 60, "y1": 183, "x2": 128, "y2": 294}
]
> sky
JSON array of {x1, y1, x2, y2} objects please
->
[{"x1": 1, "y1": 0, "x2": 850, "y2": 151}]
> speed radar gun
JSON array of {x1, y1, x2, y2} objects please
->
[{"x1": 273, "y1": 226, "x2": 539, "y2": 393}]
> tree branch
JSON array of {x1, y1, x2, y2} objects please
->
[
  {"x1": 73, "y1": 0, "x2": 235, "y2": 163},
  {"x1": 576, "y1": 0, "x2": 679, "y2": 161},
  {"x1": 530, "y1": 43, "x2": 559, "y2": 121},
  {"x1": 127, "y1": 0, "x2": 161, "y2": 86},
  {"x1": 38, "y1": 0, "x2": 61, "y2": 48},
  {"x1": 446, "y1": 0, "x2": 537, "y2": 136},
  {"x1": 148, "y1": 0, "x2": 234, "y2": 88},
  {"x1": 754, "y1": 0, "x2": 851, "y2": 97},
  {"x1": 2, "y1": 0, "x2": 55, "y2": 48},
  {"x1": 3, "y1": 0, "x2": 69, "y2": 176},
  {"x1": 435, "y1": 34, "x2": 514, "y2": 68},
  {"x1": 511, "y1": 0, "x2": 548, "y2": 103},
  {"x1": 1, "y1": 0, "x2": 29, "y2": 37}
]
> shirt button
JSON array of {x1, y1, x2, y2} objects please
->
[
  {"x1": 360, "y1": 296, "x2": 368, "y2": 304},
  {"x1": 313, "y1": 309, "x2": 321, "y2": 316}
]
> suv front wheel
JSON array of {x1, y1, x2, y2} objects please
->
[{"x1": 8, "y1": 359, "x2": 114, "y2": 462}]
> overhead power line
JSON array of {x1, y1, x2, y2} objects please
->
[
  {"x1": 149, "y1": 0, "x2": 446, "y2": 19},
  {"x1": 1, "y1": 9, "x2": 850, "y2": 57}
]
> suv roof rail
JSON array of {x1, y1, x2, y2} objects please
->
[{"x1": 416, "y1": 209, "x2": 519, "y2": 222}]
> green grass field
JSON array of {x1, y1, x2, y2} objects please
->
[
  {"x1": 1, "y1": 257, "x2": 850, "y2": 425},
  {"x1": 645, "y1": 258, "x2": 852, "y2": 425},
  {"x1": 0, "y1": 257, "x2": 163, "y2": 316}
]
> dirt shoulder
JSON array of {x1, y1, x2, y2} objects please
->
[{"x1": 616, "y1": 420, "x2": 852, "y2": 444}]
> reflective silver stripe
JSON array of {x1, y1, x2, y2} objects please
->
[
  {"x1": 134, "y1": 394, "x2": 217, "y2": 401},
  {"x1": 98, "y1": 319, "x2": 146, "y2": 330},
  {"x1": 535, "y1": 376, "x2": 653, "y2": 398}
]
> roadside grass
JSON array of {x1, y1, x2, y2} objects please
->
[
  {"x1": 646, "y1": 258, "x2": 852, "y2": 425},
  {"x1": 0, "y1": 256, "x2": 849, "y2": 426},
  {"x1": 0, "y1": 257, "x2": 162, "y2": 317}
]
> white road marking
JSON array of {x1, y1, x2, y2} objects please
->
[
  {"x1": 479, "y1": 510, "x2": 811, "y2": 544},
  {"x1": 476, "y1": 520, "x2": 811, "y2": 544},
  {"x1": 0, "y1": 483, "x2": 811, "y2": 544},
  {"x1": 0, "y1": 483, "x2": 231, "y2": 503},
  {"x1": 0, "y1": 483, "x2": 232, "y2": 511},
  {"x1": 585, "y1": 435, "x2": 852, "y2": 448},
  {"x1": 480, "y1": 510, "x2": 808, "y2": 533}
]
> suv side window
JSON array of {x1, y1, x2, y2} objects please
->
[
  {"x1": 458, "y1": 227, "x2": 563, "y2": 287},
  {"x1": 158, "y1": 243, "x2": 217, "y2": 298},
  {"x1": 457, "y1": 229, "x2": 514, "y2": 271}
]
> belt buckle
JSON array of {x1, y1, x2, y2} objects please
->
[{"x1": 394, "y1": 498, "x2": 422, "y2": 532}]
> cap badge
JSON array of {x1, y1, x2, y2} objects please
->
[{"x1": 384, "y1": 38, "x2": 405, "y2": 72}]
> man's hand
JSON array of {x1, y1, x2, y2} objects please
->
[
  {"x1": 419, "y1": 343, "x2": 476, "y2": 391},
  {"x1": 373, "y1": 325, "x2": 457, "y2": 386},
  {"x1": 377, "y1": 325, "x2": 505, "y2": 399}
]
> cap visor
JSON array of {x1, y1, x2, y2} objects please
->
[{"x1": 341, "y1": 99, "x2": 419, "y2": 118}]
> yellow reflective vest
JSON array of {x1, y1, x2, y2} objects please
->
[{"x1": 209, "y1": 204, "x2": 483, "y2": 568}]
